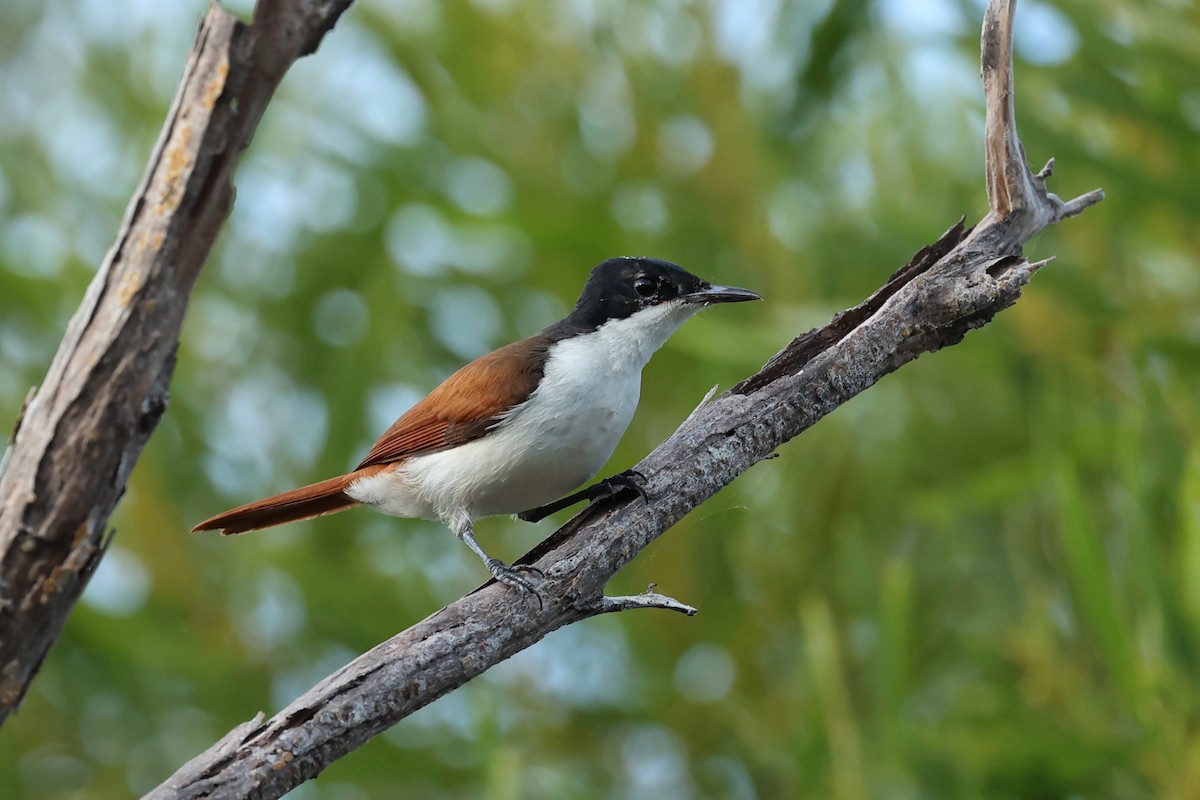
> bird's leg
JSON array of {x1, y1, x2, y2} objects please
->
[
  {"x1": 518, "y1": 469, "x2": 648, "y2": 523},
  {"x1": 449, "y1": 510, "x2": 544, "y2": 600}
]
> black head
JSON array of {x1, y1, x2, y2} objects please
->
[{"x1": 561, "y1": 257, "x2": 759, "y2": 333}]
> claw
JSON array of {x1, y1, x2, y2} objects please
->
[
  {"x1": 606, "y1": 469, "x2": 648, "y2": 501},
  {"x1": 486, "y1": 558, "x2": 544, "y2": 609}
]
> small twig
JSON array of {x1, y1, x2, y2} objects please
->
[
  {"x1": 595, "y1": 585, "x2": 698, "y2": 617},
  {"x1": 1060, "y1": 189, "x2": 1106, "y2": 218}
]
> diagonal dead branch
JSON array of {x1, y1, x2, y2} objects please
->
[{"x1": 143, "y1": 2, "x2": 1104, "y2": 798}]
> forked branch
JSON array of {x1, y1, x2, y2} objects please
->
[{"x1": 974, "y1": 0, "x2": 1103, "y2": 244}]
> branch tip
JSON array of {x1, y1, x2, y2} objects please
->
[
  {"x1": 597, "y1": 585, "x2": 697, "y2": 616},
  {"x1": 1060, "y1": 189, "x2": 1106, "y2": 218}
]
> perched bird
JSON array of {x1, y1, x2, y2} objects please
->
[{"x1": 193, "y1": 257, "x2": 759, "y2": 594}]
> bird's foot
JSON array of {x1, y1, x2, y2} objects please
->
[
  {"x1": 517, "y1": 469, "x2": 649, "y2": 523},
  {"x1": 486, "y1": 557, "x2": 545, "y2": 607},
  {"x1": 601, "y1": 468, "x2": 648, "y2": 502}
]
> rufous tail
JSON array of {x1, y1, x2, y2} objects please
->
[{"x1": 192, "y1": 467, "x2": 382, "y2": 534}]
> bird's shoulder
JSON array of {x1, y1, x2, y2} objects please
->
[{"x1": 355, "y1": 333, "x2": 554, "y2": 468}]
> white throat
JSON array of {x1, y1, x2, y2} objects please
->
[{"x1": 575, "y1": 300, "x2": 703, "y2": 374}]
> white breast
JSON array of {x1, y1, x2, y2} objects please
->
[{"x1": 348, "y1": 301, "x2": 701, "y2": 522}]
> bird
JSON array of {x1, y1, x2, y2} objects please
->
[{"x1": 193, "y1": 256, "x2": 759, "y2": 595}]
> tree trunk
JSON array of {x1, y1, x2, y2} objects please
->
[{"x1": 0, "y1": 0, "x2": 354, "y2": 726}]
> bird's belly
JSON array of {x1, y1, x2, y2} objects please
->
[
  {"x1": 420, "y1": 406, "x2": 631, "y2": 517},
  {"x1": 345, "y1": 408, "x2": 632, "y2": 521},
  {"x1": 388, "y1": 373, "x2": 638, "y2": 520},
  {"x1": 350, "y1": 332, "x2": 646, "y2": 523},
  {"x1": 483, "y1": 406, "x2": 630, "y2": 514}
]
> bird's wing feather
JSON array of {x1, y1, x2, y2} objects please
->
[{"x1": 356, "y1": 337, "x2": 550, "y2": 468}]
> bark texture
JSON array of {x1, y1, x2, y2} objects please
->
[
  {"x1": 0, "y1": 0, "x2": 353, "y2": 725},
  {"x1": 142, "y1": 1, "x2": 1104, "y2": 798}
]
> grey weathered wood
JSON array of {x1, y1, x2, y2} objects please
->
[
  {"x1": 144, "y1": 1, "x2": 1103, "y2": 798},
  {"x1": 0, "y1": 0, "x2": 354, "y2": 725},
  {"x1": 972, "y1": 0, "x2": 1103, "y2": 248}
]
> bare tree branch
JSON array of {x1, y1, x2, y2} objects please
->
[
  {"x1": 0, "y1": 0, "x2": 354, "y2": 726},
  {"x1": 972, "y1": 0, "x2": 1103, "y2": 246},
  {"x1": 143, "y1": 0, "x2": 1104, "y2": 797}
]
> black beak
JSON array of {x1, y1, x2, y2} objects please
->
[{"x1": 682, "y1": 284, "x2": 762, "y2": 305}]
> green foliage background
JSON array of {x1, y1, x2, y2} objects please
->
[{"x1": 2, "y1": 0, "x2": 1199, "y2": 797}]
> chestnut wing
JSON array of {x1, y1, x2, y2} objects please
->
[{"x1": 355, "y1": 337, "x2": 549, "y2": 469}]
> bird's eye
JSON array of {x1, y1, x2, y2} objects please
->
[{"x1": 634, "y1": 277, "x2": 656, "y2": 297}]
